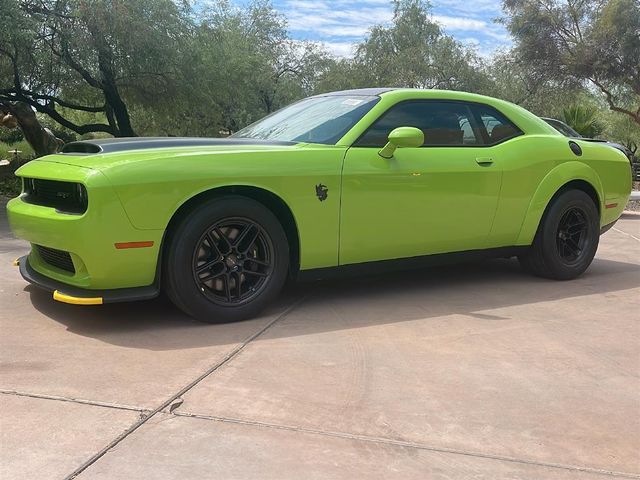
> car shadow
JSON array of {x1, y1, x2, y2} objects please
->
[{"x1": 27, "y1": 255, "x2": 640, "y2": 351}]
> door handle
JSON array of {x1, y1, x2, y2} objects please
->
[{"x1": 476, "y1": 157, "x2": 494, "y2": 166}]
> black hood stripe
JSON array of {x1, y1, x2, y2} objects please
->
[{"x1": 61, "y1": 137, "x2": 296, "y2": 154}]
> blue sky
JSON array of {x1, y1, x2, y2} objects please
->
[{"x1": 237, "y1": 0, "x2": 512, "y2": 58}]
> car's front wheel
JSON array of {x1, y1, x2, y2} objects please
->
[
  {"x1": 163, "y1": 196, "x2": 289, "y2": 323},
  {"x1": 518, "y1": 189, "x2": 600, "y2": 280}
]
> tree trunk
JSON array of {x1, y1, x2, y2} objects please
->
[
  {"x1": 98, "y1": 49, "x2": 136, "y2": 137},
  {"x1": 1, "y1": 101, "x2": 63, "y2": 156},
  {"x1": 105, "y1": 88, "x2": 135, "y2": 137}
]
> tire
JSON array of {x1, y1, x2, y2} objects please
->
[
  {"x1": 518, "y1": 189, "x2": 599, "y2": 280},
  {"x1": 163, "y1": 196, "x2": 289, "y2": 323}
]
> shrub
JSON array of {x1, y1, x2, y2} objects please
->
[
  {"x1": 562, "y1": 105, "x2": 605, "y2": 139},
  {"x1": 0, "y1": 128, "x2": 24, "y2": 144}
]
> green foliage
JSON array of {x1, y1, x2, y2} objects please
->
[
  {"x1": 0, "y1": 175, "x2": 21, "y2": 198},
  {"x1": 0, "y1": 0, "x2": 637, "y2": 151},
  {"x1": 502, "y1": 0, "x2": 640, "y2": 126},
  {"x1": 562, "y1": 105, "x2": 605, "y2": 138},
  {"x1": 602, "y1": 111, "x2": 640, "y2": 159},
  {"x1": 1, "y1": 0, "x2": 194, "y2": 136},
  {"x1": 0, "y1": 139, "x2": 34, "y2": 199},
  {"x1": 0, "y1": 140, "x2": 35, "y2": 160},
  {"x1": 351, "y1": 0, "x2": 489, "y2": 91},
  {"x1": 0, "y1": 127, "x2": 24, "y2": 144}
]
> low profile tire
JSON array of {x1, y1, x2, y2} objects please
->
[
  {"x1": 518, "y1": 189, "x2": 599, "y2": 280},
  {"x1": 163, "y1": 196, "x2": 289, "y2": 323}
]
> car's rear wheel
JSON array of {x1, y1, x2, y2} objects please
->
[
  {"x1": 163, "y1": 196, "x2": 289, "y2": 323},
  {"x1": 518, "y1": 189, "x2": 599, "y2": 280}
]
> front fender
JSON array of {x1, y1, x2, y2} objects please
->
[{"x1": 516, "y1": 161, "x2": 603, "y2": 245}]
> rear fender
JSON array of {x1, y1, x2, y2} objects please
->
[{"x1": 516, "y1": 161, "x2": 603, "y2": 245}]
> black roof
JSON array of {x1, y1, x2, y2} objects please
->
[{"x1": 315, "y1": 88, "x2": 396, "y2": 97}]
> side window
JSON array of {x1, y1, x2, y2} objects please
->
[
  {"x1": 355, "y1": 101, "x2": 482, "y2": 147},
  {"x1": 473, "y1": 105, "x2": 522, "y2": 145}
]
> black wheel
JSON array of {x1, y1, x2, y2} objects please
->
[
  {"x1": 163, "y1": 196, "x2": 289, "y2": 323},
  {"x1": 518, "y1": 189, "x2": 599, "y2": 280}
]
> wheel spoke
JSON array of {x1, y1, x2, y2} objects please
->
[
  {"x1": 245, "y1": 256, "x2": 269, "y2": 268},
  {"x1": 234, "y1": 271, "x2": 243, "y2": 298},
  {"x1": 199, "y1": 269, "x2": 225, "y2": 283},
  {"x1": 236, "y1": 226, "x2": 260, "y2": 253},
  {"x1": 567, "y1": 222, "x2": 586, "y2": 233},
  {"x1": 567, "y1": 237, "x2": 581, "y2": 253},
  {"x1": 205, "y1": 232, "x2": 220, "y2": 256},
  {"x1": 213, "y1": 228, "x2": 232, "y2": 254},
  {"x1": 196, "y1": 258, "x2": 222, "y2": 274},
  {"x1": 559, "y1": 241, "x2": 567, "y2": 258},
  {"x1": 223, "y1": 274, "x2": 231, "y2": 302},
  {"x1": 243, "y1": 269, "x2": 268, "y2": 278}
]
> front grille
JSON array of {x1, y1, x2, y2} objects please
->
[
  {"x1": 23, "y1": 178, "x2": 88, "y2": 214},
  {"x1": 36, "y1": 245, "x2": 76, "y2": 273}
]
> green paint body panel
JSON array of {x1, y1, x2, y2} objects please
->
[{"x1": 6, "y1": 89, "x2": 632, "y2": 292}]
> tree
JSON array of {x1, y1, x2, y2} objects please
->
[
  {"x1": 603, "y1": 111, "x2": 640, "y2": 159},
  {"x1": 0, "y1": 102, "x2": 62, "y2": 155},
  {"x1": 352, "y1": 0, "x2": 489, "y2": 91},
  {"x1": 483, "y1": 52, "x2": 582, "y2": 116},
  {"x1": 313, "y1": 58, "x2": 371, "y2": 93},
  {"x1": 502, "y1": 0, "x2": 640, "y2": 126},
  {"x1": 0, "y1": 0, "x2": 192, "y2": 137},
  {"x1": 183, "y1": 1, "x2": 330, "y2": 135}
]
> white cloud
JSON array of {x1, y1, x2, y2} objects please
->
[
  {"x1": 284, "y1": 1, "x2": 392, "y2": 39},
  {"x1": 277, "y1": 0, "x2": 511, "y2": 58},
  {"x1": 320, "y1": 41, "x2": 358, "y2": 57},
  {"x1": 432, "y1": 15, "x2": 487, "y2": 31},
  {"x1": 433, "y1": 0, "x2": 503, "y2": 13},
  {"x1": 432, "y1": 14, "x2": 510, "y2": 43}
]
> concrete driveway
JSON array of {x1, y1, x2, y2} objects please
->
[{"x1": 1, "y1": 198, "x2": 639, "y2": 479}]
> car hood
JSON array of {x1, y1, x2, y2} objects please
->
[{"x1": 38, "y1": 137, "x2": 304, "y2": 171}]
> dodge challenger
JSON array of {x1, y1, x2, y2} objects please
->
[{"x1": 6, "y1": 88, "x2": 632, "y2": 322}]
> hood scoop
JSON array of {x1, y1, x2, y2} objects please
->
[{"x1": 60, "y1": 137, "x2": 296, "y2": 155}]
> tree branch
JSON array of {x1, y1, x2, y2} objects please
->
[
  {"x1": 0, "y1": 88, "x2": 105, "y2": 113},
  {"x1": 0, "y1": 93, "x2": 114, "y2": 135},
  {"x1": 589, "y1": 77, "x2": 640, "y2": 125}
]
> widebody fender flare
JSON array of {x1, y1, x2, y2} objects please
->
[{"x1": 516, "y1": 161, "x2": 604, "y2": 245}]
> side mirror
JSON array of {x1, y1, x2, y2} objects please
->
[{"x1": 378, "y1": 127, "x2": 424, "y2": 158}]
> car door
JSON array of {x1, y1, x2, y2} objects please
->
[{"x1": 339, "y1": 100, "x2": 506, "y2": 266}]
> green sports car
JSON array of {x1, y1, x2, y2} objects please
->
[{"x1": 6, "y1": 88, "x2": 632, "y2": 322}]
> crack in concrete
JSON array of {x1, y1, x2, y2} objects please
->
[
  {"x1": 0, "y1": 389, "x2": 148, "y2": 413},
  {"x1": 171, "y1": 410, "x2": 640, "y2": 479},
  {"x1": 63, "y1": 294, "x2": 309, "y2": 480}
]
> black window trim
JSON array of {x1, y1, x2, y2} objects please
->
[{"x1": 352, "y1": 98, "x2": 524, "y2": 149}]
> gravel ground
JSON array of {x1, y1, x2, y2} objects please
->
[{"x1": 627, "y1": 181, "x2": 640, "y2": 212}]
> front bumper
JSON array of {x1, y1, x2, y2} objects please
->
[
  {"x1": 7, "y1": 160, "x2": 164, "y2": 290},
  {"x1": 17, "y1": 255, "x2": 159, "y2": 304}
]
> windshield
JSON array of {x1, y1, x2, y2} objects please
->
[
  {"x1": 543, "y1": 118, "x2": 582, "y2": 138},
  {"x1": 231, "y1": 95, "x2": 380, "y2": 144}
]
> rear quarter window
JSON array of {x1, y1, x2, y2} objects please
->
[{"x1": 472, "y1": 104, "x2": 523, "y2": 145}]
